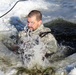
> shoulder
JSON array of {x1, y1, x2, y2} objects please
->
[
  {"x1": 40, "y1": 25, "x2": 57, "y2": 43},
  {"x1": 42, "y1": 24, "x2": 51, "y2": 32},
  {"x1": 40, "y1": 25, "x2": 54, "y2": 38}
]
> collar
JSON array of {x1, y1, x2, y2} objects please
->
[{"x1": 32, "y1": 24, "x2": 44, "y2": 34}]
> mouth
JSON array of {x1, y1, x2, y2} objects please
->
[{"x1": 28, "y1": 27, "x2": 33, "y2": 31}]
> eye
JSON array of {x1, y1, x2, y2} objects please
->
[
  {"x1": 27, "y1": 20, "x2": 35, "y2": 25},
  {"x1": 31, "y1": 22, "x2": 35, "y2": 24},
  {"x1": 27, "y1": 20, "x2": 29, "y2": 23}
]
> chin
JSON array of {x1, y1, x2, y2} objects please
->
[{"x1": 29, "y1": 28, "x2": 33, "y2": 31}]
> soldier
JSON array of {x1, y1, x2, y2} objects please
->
[
  {"x1": 3, "y1": 10, "x2": 58, "y2": 58},
  {"x1": 2, "y1": 10, "x2": 58, "y2": 69},
  {"x1": 19, "y1": 10, "x2": 58, "y2": 55}
]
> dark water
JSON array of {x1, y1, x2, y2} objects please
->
[{"x1": 44, "y1": 19, "x2": 76, "y2": 55}]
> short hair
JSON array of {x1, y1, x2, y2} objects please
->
[{"x1": 27, "y1": 10, "x2": 42, "y2": 21}]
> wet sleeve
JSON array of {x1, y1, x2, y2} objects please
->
[{"x1": 45, "y1": 33, "x2": 58, "y2": 53}]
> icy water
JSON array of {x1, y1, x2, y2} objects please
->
[
  {"x1": 0, "y1": 0, "x2": 76, "y2": 75},
  {"x1": 0, "y1": 0, "x2": 76, "y2": 23},
  {"x1": 42, "y1": 0, "x2": 76, "y2": 51},
  {"x1": 40, "y1": 0, "x2": 76, "y2": 23}
]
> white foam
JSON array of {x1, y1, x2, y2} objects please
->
[
  {"x1": 69, "y1": 67, "x2": 76, "y2": 75},
  {"x1": 0, "y1": 70, "x2": 4, "y2": 75}
]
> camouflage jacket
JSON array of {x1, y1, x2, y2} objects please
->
[
  {"x1": 18, "y1": 24, "x2": 58, "y2": 67},
  {"x1": 29, "y1": 24, "x2": 58, "y2": 54}
]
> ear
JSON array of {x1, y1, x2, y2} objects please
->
[{"x1": 39, "y1": 20, "x2": 42, "y2": 25}]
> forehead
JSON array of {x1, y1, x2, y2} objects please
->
[{"x1": 27, "y1": 16, "x2": 37, "y2": 21}]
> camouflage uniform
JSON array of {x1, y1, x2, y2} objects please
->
[
  {"x1": 18, "y1": 24, "x2": 58, "y2": 68},
  {"x1": 29, "y1": 24, "x2": 58, "y2": 54}
]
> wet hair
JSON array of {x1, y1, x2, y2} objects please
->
[{"x1": 27, "y1": 10, "x2": 42, "y2": 21}]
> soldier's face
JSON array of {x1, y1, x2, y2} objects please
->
[{"x1": 27, "y1": 16, "x2": 42, "y2": 31}]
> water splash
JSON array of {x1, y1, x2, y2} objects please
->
[{"x1": 18, "y1": 28, "x2": 50, "y2": 69}]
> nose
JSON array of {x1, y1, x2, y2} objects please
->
[{"x1": 28, "y1": 23, "x2": 31, "y2": 27}]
